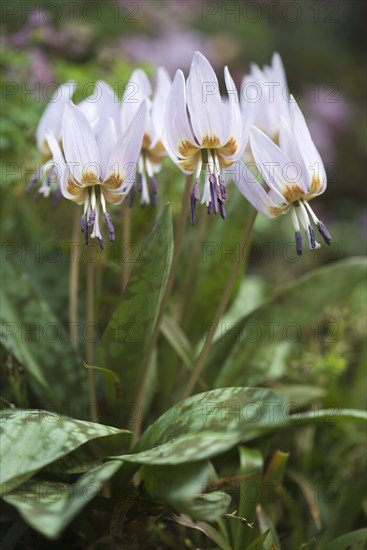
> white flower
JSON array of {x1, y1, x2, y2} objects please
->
[
  {"x1": 121, "y1": 67, "x2": 172, "y2": 205},
  {"x1": 163, "y1": 51, "x2": 256, "y2": 223},
  {"x1": 45, "y1": 100, "x2": 147, "y2": 247},
  {"x1": 241, "y1": 52, "x2": 290, "y2": 142},
  {"x1": 234, "y1": 96, "x2": 332, "y2": 255},
  {"x1": 28, "y1": 82, "x2": 76, "y2": 198},
  {"x1": 36, "y1": 81, "x2": 77, "y2": 157},
  {"x1": 78, "y1": 80, "x2": 122, "y2": 137}
]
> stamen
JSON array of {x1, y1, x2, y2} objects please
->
[
  {"x1": 148, "y1": 176, "x2": 158, "y2": 205},
  {"x1": 88, "y1": 209, "x2": 96, "y2": 226},
  {"x1": 80, "y1": 214, "x2": 87, "y2": 234},
  {"x1": 137, "y1": 173, "x2": 143, "y2": 193},
  {"x1": 46, "y1": 168, "x2": 55, "y2": 187},
  {"x1": 308, "y1": 225, "x2": 317, "y2": 249},
  {"x1": 209, "y1": 174, "x2": 218, "y2": 214},
  {"x1": 26, "y1": 169, "x2": 41, "y2": 192},
  {"x1": 52, "y1": 186, "x2": 62, "y2": 208},
  {"x1": 207, "y1": 203, "x2": 212, "y2": 215},
  {"x1": 98, "y1": 237, "x2": 104, "y2": 250},
  {"x1": 104, "y1": 212, "x2": 115, "y2": 241},
  {"x1": 218, "y1": 199, "x2": 226, "y2": 220},
  {"x1": 129, "y1": 186, "x2": 136, "y2": 208},
  {"x1": 317, "y1": 221, "x2": 332, "y2": 244},
  {"x1": 219, "y1": 178, "x2": 227, "y2": 201},
  {"x1": 295, "y1": 231, "x2": 302, "y2": 256},
  {"x1": 190, "y1": 179, "x2": 200, "y2": 225}
]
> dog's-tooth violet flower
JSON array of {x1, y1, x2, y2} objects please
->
[
  {"x1": 163, "y1": 51, "x2": 256, "y2": 224},
  {"x1": 121, "y1": 67, "x2": 172, "y2": 205},
  {"x1": 28, "y1": 81, "x2": 76, "y2": 197},
  {"x1": 234, "y1": 96, "x2": 332, "y2": 255},
  {"x1": 30, "y1": 80, "x2": 121, "y2": 202},
  {"x1": 241, "y1": 52, "x2": 290, "y2": 143},
  {"x1": 45, "y1": 100, "x2": 147, "y2": 247},
  {"x1": 78, "y1": 80, "x2": 122, "y2": 137}
]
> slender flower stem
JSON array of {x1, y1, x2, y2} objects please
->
[
  {"x1": 86, "y1": 253, "x2": 98, "y2": 423},
  {"x1": 69, "y1": 205, "x2": 81, "y2": 351},
  {"x1": 182, "y1": 209, "x2": 258, "y2": 400},
  {"x1": 122, "y1": 200, "x2": 131, "y2": 291},
  {"x1": 130, "y1": 174, "x2": 193, "y2": 445}
]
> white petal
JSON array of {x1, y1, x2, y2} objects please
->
[
  {"x1": 37, "y1": 82, "x2": 76, "y2": 153},
  {"x1": 46, "y1": 131, "x2": 83, "y2": 201},
  {"x1": 162, "y1": 70, "x2": 197, "y2": 163},
  {"x1": 96, "y1": 117, "x2": 117, "y2": 180},
  {"x1": 94, "y1": 81, "x2": 121, "y2": 136},
  {"x1": 186, "y1": 51, "x2": 226, "y2": 145},
  {"x1": 220, "y1": 66, "x2": 243, "y2": 155},
  {"x1": 151, "y1": 67, "x2": 172, "y2": 147},
  {"x1": 228, "y1": 160, "x2": 281, "y2": 218},
  {"x1": 250, "y1": 127, "x2": 306, "y2": 199},
  {"x1": 121, "y1": 69, "x2": 152, "y2": 132},
  {"x1": 62, "y1": 102, "x2": 100, "y2": 184},
  {"x1": 104, "y1": 101, "x2": 147, "y2": 192},
  {"x1": 271, "y1": 53, "x2": 291, "y2": 123},
  {"x1": 291, "y1": 98, "x2": 327, "y2": 193}
]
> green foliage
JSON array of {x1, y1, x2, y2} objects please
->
[
  {"x1": 1, "y1": 261, "x2": 88, "y2": 411},
  {"x1": 0, "y1": 409, "x2": 130, "y2": 494},
  {"x1": 1, "y1": 2, "x2": 366, "y2": 546},
  {"x1": 96, "y1": 205, "x2": 173, "y2": 425}
]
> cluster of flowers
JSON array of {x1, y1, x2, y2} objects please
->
[{"x1": 30, "y1": 51, "x2": 331, "y2": 253}]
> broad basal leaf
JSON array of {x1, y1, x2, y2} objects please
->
[
  {"x1": 0, "y1": 409, "x2": 130, "y2": 494},
  {"x1": 112, "y1": 387, "x2": 287, "y2": 465},
  {"x1": 2, "y1": 460, "x2": 122, "y2": 539}
]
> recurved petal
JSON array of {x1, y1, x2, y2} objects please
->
[
  {"x1": 96, "y1": 117, "x2": 118, "y2": 181},
  {"x1": 151, "y1": 66, "x2": 172, "y2": 148},
  {"x1": 186, "y1": 51, "x2": 226, "y2": 145},
  {"x1": 163, "y1": 70, "x2": 198, "y2": 171},
  {"x1": 227, "y1": 160, "x2": 281, "y2": 218},
  {"x1": 46, "y1": 131, "x2": 84, "y2": 202},
  {"x1": 250, "y1": 126, "x2": 306, "y2": 200},
  {"x1": 121, "y1": 68, "x2": 152, "y2": 132},
  {"x1": 220, "y1": 66, "x2": 242, "y2": 155},
  {"x1": 94, "y1": 81, "x2": 121, "y2": 137},
  {"x1": 37, "y1": 82, "x2": 76, "y2": 153},
  {"x1": 290, "y1": 97, "x2": 327, "y2": 193},
  {"x1": 62, "y1": 102, "x2": 100, "y2": 185},
  {"x1": 103, "y1": 101, "x2": 147, "y2": 194}
]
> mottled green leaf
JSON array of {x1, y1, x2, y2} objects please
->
[
  {"x1": 96, "y1": 205, "x2": 173, "y2": 424},
  {"x1": 2, "y1": 460, "x2": 122, "y2": 539},
  {"x1": 210, "y1": 258, "x2": 366, "y2": 388},
  {"x1": 112, "y1": 387, "x2": 287, "y2": 465},
  {"x1": 0, "y1": 260, "x2": 88, "y2": 409},
  {"x1": 0, "y1": 409, "x2": 130, "y2": 493}
]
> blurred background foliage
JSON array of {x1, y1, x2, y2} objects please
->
[{"x1": 0, "y1": 1, "x2": 366, "y2": 548}]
